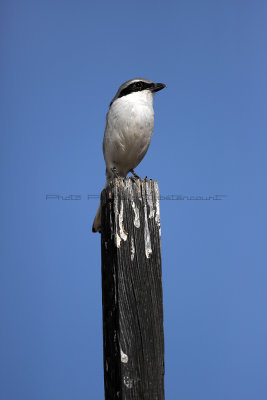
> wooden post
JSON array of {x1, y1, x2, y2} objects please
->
[{"x1": 101, "y1": 178, "x2": 165, "y2": 400}]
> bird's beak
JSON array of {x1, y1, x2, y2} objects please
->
[{"x1": 151, "y1": 83, "x2": 166, "y2": 93}]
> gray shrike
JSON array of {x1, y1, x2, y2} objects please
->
[{"x1": 92, "y1": 78, "x2": 166, "y2": 233}]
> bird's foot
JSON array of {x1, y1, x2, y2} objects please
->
[
  {"x1": 111, "y1": 167, "x2": 119, "y2": 178},
  {"x1": 130, "y1": 169, "x2": 140, "y2": 179},
  {"x1": 130, "y1": 176, "x2": 137, "y2": 183}
]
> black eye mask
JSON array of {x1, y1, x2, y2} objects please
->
[{"x1": 117, "y1": 81, "x2": 153, "y2": 99}]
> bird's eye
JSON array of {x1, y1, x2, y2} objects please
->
[{"x1": 135, "y1": 82, "x2": 142, "y2": 88}]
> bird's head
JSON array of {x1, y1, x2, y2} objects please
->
[{"x1": 110, "y1": 78, "x2": 166, "y2": 107}]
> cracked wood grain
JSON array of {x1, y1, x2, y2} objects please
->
[{"x1": 101, "y1": 178, "x2": 165, "y2": 400}]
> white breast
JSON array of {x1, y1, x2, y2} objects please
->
[{"x1": 103, "y1": 90, "x2": 155, "y2": 178}]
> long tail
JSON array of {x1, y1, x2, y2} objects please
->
[
  {"x1": 92, "y1": 177, "x2": 111, "y2": 233},
  {"x1": 92, "y1": 203, "x2": 101, "y2": 233}
]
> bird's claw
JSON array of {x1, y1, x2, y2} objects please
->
[
  {"x1": 111, "y1": 167, "x2": 119, "y2": 178},
  {"x1": 130, "y1": 169, "x2": 140, "y2": 179}
]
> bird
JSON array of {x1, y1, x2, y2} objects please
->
[{"x1": 92, "y1": 78, "x2": 166, "y2": 233}]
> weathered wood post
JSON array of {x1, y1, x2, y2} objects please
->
[{"x1": 100, "y1": 178, "x2": 165, "y2": 400}]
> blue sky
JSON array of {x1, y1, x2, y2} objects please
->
[{"x1": 0, "y1": 0, "x2": 266, "y2": 399}]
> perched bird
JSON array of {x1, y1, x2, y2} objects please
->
[{"x1": 92, "y1": 78, "x2": 166, "y2": 233}]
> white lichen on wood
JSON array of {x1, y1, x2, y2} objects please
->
[
  {"x1": 123, "y1": 376, "x2": 133, "y2": 389},
  {"x1": 120, "y1": 349, "x2": 129, "y2": 363},
  {"x1": 146, "y1": 181, "x2": 155, "y2": 218},
  {"x1": 115, "y1": 233, "x2": 121, "y2": 248},
  {"x1": 131, "y1": 201, "x2": 140, "y2": 228},
  {"x1": 114, "y1": 196, "x2": 128, "y2": 247},
  {"x1": 154, "y1": 183, "x2": 161, "y2": 234},
  {"x1": 119, "y1": 200, "x2": 128, "y2": 241},
  {"x1": 144, "y1": 203, "x2": 152, "y2": 258},
  {"x1": 130, "y1": 236, "x2": 135, "y2": 261}
]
